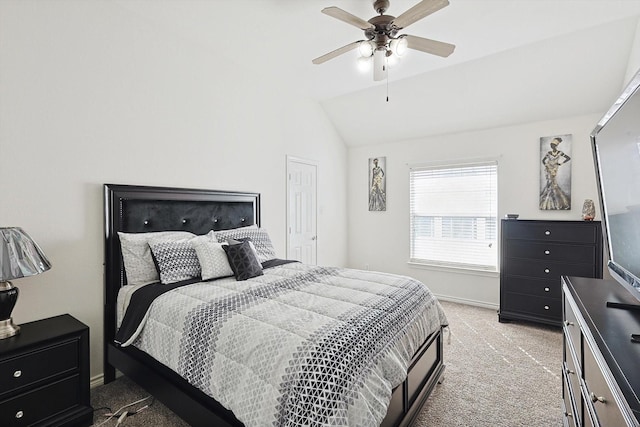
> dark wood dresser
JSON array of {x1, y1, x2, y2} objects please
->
[
  {"x1": 499, "y1": 220, "x2": 603, "y2": 326},
  {"x1": 562, "y1": 276, "x2": 640, "y2": 426},
  {"x1": 0, "y1": 314, "x2": 93, "y2": 427}
]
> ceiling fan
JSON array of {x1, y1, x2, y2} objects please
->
[{"x1": 312, "y1": 0, "x2": 455, "y2": 81}]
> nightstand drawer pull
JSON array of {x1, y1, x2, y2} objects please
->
[
  {"x1": 545, "y1": 230, "x2": 551, "y2": 235},
  {"x1": 544, "y1": 268, "x2": 550, "y2": 274},
  {"x1": 544, "y1": 305, "x2": 550, "y2": 310},
  {"x1": 544, "y1": 250, "x2": 550, "y2": 255},
  {"x1": 13, "y1": 370, "x2": 22, "y2": 378},
  {"x1": 15, "y1": 410, "x2": 24, "y2": 419},
  {"x1": 544, "y1": 287, "x2": 550, "y2": 292}
]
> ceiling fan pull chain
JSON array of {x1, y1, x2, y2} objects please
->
[{"x1": 386, "y1": 63, "x2": 390, "y2": 102}]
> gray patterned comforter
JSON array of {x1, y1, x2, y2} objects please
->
[{"x1": 119, "y1": 262, "x2": 448, "y2": 427}]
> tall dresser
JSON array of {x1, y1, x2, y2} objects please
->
[
  {"x1": 499, "y1": 220, "x2": 603, "y2": 326},
  {"x1": 562, "y1": 276, "x2": 640, "y2": 426}
]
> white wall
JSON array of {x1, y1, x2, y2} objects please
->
[
  {"x1": 347, "y1": 114, "x2": 602, "y2": 308},
  {"x1": 0, "y1": 1, "x2": 347, "y2": 379}
]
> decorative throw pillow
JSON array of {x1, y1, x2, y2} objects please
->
[
  {"x1": 118, "y1": 231, "x2": 195, "y2": 285},
  {"x1": 191, "y1": 232, "x2": 234, "y2": 280},
  {"x1": 215, "y1": 227, "x2": 277, "y2": 263},
  {"x1": 223, "y1": 240, "x2": 263, "y2": 281},
  {"x1": 226, "y1": 237, "x2": 259, "y2": 259},
  {"x1": 149, "y1": 238, "x2": 201, "y2": 284}
]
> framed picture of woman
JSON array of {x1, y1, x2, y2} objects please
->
[
  {"x1": 369, "y1": 157, "x2": 386, "y2": 211},
  {"x1": 539, "y1": 134, "x2": 572, "y2": 210}
]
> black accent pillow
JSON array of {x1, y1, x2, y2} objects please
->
[{"x1": 223, "y1": 240, "x2": 263, "y2": 281}]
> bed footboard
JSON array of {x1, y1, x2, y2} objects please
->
[{"x1": 106, "y1": 327, "x2": 444, "y2": 427}]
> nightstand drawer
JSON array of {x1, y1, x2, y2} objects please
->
[
  {"x1": 505, "y1": 241, "x2": 596, "y2": 263},
  {"x1": 0, "y1": 339, "x2": 79, "y2": 396},
  {"x1": 0, "y1": 375, "x2": 80, "y2": 427}
]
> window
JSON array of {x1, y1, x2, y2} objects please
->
[{"x1": 409, "y1": 161, "x2": 498, "y2": 271}]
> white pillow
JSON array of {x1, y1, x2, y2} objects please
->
[
  {"x1": 191, "y1": 232, "x2": 234, "y2": 280},
  {"x1": 118, "y1": 231, "x2": 195, "y2": 286}
]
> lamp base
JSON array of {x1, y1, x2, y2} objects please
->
[
  {"x1": 0, "y1": 281, "x2": 20, "y2": 339},
  {"x1": 0, "y1": 318, "x2": 20, "y2": 339}
]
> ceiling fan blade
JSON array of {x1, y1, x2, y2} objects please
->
[
  {"x1": 392, "y1": 0, "x2": 449, "y2": 29},
  {"x1": 322, "y1": 7, "x2": 374, "y2": 30},
  {"x1": 404, "y1": 34, "x2": 455, "y2": 57},
  {"x1": 312, "y1": 41, "x2": 362, "y2": 65}
]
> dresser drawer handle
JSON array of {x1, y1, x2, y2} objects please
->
[
  {"x1": 544, "y1": 287, "x2": 550, "y2": 292},
  {"x1": 15, "y1": 410, "x2": 24, "y2": 419},
  {"x1": 544, "y1": 268, "x2": 550, "y2": 274},
  {"x1": 590, "y1": 392, "x2": 606, "y2": 404},
  {"x1": 544, "y1": 250, "x2": 550, "y2": 255},
  {"x1": 13, "y1": 370, "x2": 21, "y2": 378},
  {"x1": 544, "y1": 305, "x2": 550, "y2": 310},
  {"x1": 564, "y1": 320, "x2": 574, "y2": 327},
  {"x1": 565, "y1": 412, "x2": 573, "y2": 419},
  {"x1": 565, "y1": 368, "x2": 575, "y2": 375},
  {"x1": 545, "y1": 230, "x2": 551, "y2": 236}
]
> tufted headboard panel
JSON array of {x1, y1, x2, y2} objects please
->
[{"x1": 103, "y1": 184, "x2": 260, "y2": 355}]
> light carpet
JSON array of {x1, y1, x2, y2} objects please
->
[{"x1": 91, "y1": 300, "x2": 563, "y2": 426}]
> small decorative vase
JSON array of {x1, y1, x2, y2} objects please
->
[{"x1": 582, "y1": 199, "x2": 595, "y2": 221}]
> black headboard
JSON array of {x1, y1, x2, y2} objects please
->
[{"x1": 103, "y1": 184, "x2": 260, "y2": 375}]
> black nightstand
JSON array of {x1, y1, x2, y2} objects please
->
[{"x1": 0, "y1": 314, "x2": 93, "y2": 427}]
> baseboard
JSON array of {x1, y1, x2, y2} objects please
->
[
  {"x1": 435, "y1": 294, "x2": 499, "y2": 311},
  {"x1": 91, "y1": 373, "x2": 105, "y2": 389}
]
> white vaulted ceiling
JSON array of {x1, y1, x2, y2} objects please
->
[{"x1": 115, "y1": 0, "x2": 640, "y2": 146}]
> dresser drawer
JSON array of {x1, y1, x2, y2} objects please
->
[
  {"x1": 502, "y1": 276, "x2": 560, "y2": 298},
  {"x1": 504, "y1": 258, "x2": 595, "y2": 280},
  {"x1": 564, "y1": 340, "x2": 581, "y2": 426},
  {"x1": 563, "y1": 373, "x2": 578, "y2": 427},
  {"x1": 0, "y1": 375, "x2": 81, "y2": 427},
  {"x1": 563, "y1": 291, "x2": 581, "y2": 363},
  {"x1": 503, "y1": 293, "x2": 561, "y2": 319},
  {"x1": 505, "y1": 240, "x2": 597, "y2": 263},
  {"x1": 0, "y1": 339, "x2": 79, "y2": 396},
  {"x1": 583, "y1": 343, "x2": 627, "y2": 427},
  {"x1": 504, "y1": 221, "x2": 598, "y2": 244}
]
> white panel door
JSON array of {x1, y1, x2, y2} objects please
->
[{"x1": 287, "y1": 157, "x2": 317, "y2": 264}]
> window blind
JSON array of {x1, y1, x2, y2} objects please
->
[{"x1": 409, "y1": 161, "x2": 498, "y2": 271}]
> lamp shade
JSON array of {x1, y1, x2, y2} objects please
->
[{"x1": 0, "y1": 227, "x2": 51, "y2": 281}]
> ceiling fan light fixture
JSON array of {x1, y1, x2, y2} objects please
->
[
  {"x1": 358, "y1": 40, "x2": 375, "y2": 57},
  {"x1": 357, "y1": 56, "x2": 372, "y2": 72},
  {"x1": 390, "y1": 37, "x2": 409, "y2": 56}
]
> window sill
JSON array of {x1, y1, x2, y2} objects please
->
[{"x1": 407, "y1": 261, "x2": 499, "y2": 278}]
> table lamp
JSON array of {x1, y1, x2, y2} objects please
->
[{"x1": 0, "y1": 227, "x2": 51, "y2": 339}]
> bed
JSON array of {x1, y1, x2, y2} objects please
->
[{"x1": 103, "y1": 183, "x2": 447, "y2": 427}]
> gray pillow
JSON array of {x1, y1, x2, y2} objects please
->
[
  {"x1": 223, "y1": 240, "x2": 263, "y2": 281},
  {"x1": 149, "y1": 238, "x2": 201, "y2": 284},
  {"x1": 215, "y1": 227, "x2": 276, "y2": 263}
]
